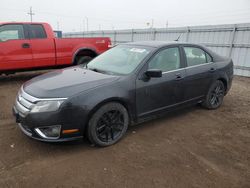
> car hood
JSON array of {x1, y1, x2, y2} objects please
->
[{"x1": 23, "y1": 66, "x2": 119, "y2": 98}]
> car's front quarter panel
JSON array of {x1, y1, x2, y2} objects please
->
[{"x1": 65, "y1": 75, "x2": 136, "y2": 131}]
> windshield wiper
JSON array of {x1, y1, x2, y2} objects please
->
[
  {"x1": 87, "y1": 66, "x2": 120, "y2": 75},
  {"x1": 88, "y1": 67, "x2": 107, "y2": 74},
  {"x1": 90, "y1": 68, "x2": 100, "y2": 73}
]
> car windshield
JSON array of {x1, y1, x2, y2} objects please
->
[{"x1": 87, "y1": 45, "x2": 152, "y2": 75}]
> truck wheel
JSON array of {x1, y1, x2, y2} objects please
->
[
  {"x1": 87, "y1": 102, "x2": 129, "y2": 147},
  {"x1": 77, "y1": 56, "x2": 93, "y2": 66}
]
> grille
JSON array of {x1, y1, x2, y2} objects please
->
[{"x1": 15, "y1": 88, "x2": 35, "y2": 117}]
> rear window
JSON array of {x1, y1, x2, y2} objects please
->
[
  {"x1": 184, "y1": 47, "x2": 212, "y2": 67},
  {"x1": 206, "y1": 53, "x2": 213, "y2": 63},
  {"x1": 29, "y1": 24, "x2": 47, "y2": 39}
]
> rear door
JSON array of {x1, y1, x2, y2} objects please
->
[
  {"x1": 136, "y1": 46, "x2": 186, "y2": 118},
  {"x1": 0, "y1": 24, "x2": 33, "y2": 71},
  {"x1": 28, "y1": 24, "x2": 56, "y2": 67},
  {"x1": 182, "y1": 45, "x2": 216, "y2": 101}
]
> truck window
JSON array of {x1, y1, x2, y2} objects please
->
[
  {"x1": 0, "y1": 24, "x2": 24, "y2": 42},
  {"x1": 29, "y1": 24, "x2": 47, "y2": 39}
]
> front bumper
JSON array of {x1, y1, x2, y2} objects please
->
[
  {"x1": 13, "y1": 106, "x2": 83, "y2": 142},
  {"x1": 17, "y1": 122, "x2": 83, "y2": 142},
  {"x1": 12, "y1": 87, "x2": 87, "y2": 142}
]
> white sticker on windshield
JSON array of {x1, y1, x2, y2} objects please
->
[{"x1": 130, "y1": 48, "x2": 146, "y2": 53}]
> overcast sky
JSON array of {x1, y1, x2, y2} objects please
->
[{"x1": 1, "y1": 0, "x2": 250, "y2": 32}]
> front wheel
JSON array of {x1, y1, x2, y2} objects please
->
[
  {"x1": 202, "y1": 80, "x2": 225, "y2": 109},
  {"x1": 87, "y1": 102, "x2": 129, "y2": 147}
]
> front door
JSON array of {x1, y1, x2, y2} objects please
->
[
  {"x1": 0, "y1": 24, "x2": 33, "y2": 71},
  {"x1": 136, "y1": 46, "x2": 186, "y2": 118}
]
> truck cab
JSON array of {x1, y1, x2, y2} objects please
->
[{"x1": 0, "y1": 22, "x2": 111, "y2": 74}]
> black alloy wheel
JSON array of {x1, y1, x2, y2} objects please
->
[
  {"x1": 96, "y1": 110, "x2": 124, "y2": 142},
  {"x1": 203, "y1": 80, "x2": 225, "y2": 109},
  {"x1": 87, "y1": 102, "x2": 129, "y2": 147}
]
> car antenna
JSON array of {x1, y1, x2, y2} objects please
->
[{"x1": 174, "y1": 33, "x2": 183, "y2": 41}]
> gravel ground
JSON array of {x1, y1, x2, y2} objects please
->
[{"x1": 0, "y1": 71, "x2": 249, "y2": 188}]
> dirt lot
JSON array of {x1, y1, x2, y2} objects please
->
[{"x1": 0, "y1": 71, "x2": 249, "y2": 188}]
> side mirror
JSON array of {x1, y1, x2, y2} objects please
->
[{"x1": 145, "y1": 69, "x2": 162, "y2": 78}]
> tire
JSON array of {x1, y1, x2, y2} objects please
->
[
  {"x1": 87, "y1": 102, "x2": 129, "y2": 147},
  {"x1": 202, "y1": 80, "x2": 225, "y2": 109},
  {"x1": 76, "y1": 56, "x2": 93, "y2": 66}
]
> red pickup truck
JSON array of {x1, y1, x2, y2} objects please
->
[{"x1": 0, "y1": 22, "x2": 111, "y2": 74}]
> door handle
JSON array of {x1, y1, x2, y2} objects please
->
[
  {"x1": 175, "y1": 73, "x2": 183, "y2": 81},
  {"x1": 22, "y1": 43, "x2": 30, "y2": 48},
  {"x1": 209, "y1": 67, "x2": 216, "y2": 72}
]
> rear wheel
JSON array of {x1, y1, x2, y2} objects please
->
[
  {"x1": 87, "y1": 102, "x2": 129, "y2": 147},
  {"x1": 76, "y1": 56, "x2": 93, "y2": 66},
  {"x1": 202, "y1": 80, "x2": 225, "y2": 109}
]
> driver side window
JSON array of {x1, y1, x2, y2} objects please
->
[
  {"x1": 148, "y1": 47, "x2": 180, "y2": 72},
  {"x1": 0, "y1": 24, "x2": 24, "y2": 42}
]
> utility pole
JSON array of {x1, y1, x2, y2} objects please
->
[
  {"x1": 85, "y1": 17, "x2": 89, "y2": 32},
  {"x1": 82, "y1": 19, "x2": 85, "y2": 32},
  {"x1": 27, "y1": 7, "x2": 35, "y2": 22},
  {"x1": 166, "y1": 20, "x2": 168, "y2": 29},
  {"x1": 57, "y1": 21, "x2": 60, "y2": 30}
]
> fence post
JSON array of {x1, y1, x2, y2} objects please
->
[
  {"x1": 131, "y1": 29, "x2": 134, "y2": 42},
  {"x1": 114, "y1": 31, "x2": 117, "y2": 45},
  {"x1": 186, "y1": 27, "x2": 190, "y2": 42},
  {"x1": 228, "y1": 24, "x2": 237, "y2": 58},
  {"x1": 152, "y1": 29, "x2": 156, "y2": 40}
]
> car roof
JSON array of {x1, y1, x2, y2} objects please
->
[
  {"x1": 124, "y1": 41, "x2": 203, "y2": 48},
  {"x1": 124, "y1": 41, "x2": 228, "y2": 62}
]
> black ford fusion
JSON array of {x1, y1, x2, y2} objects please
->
[{"x1": 13, "y1": 41, "x2": 233, "y2": 146}]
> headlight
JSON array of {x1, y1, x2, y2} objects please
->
[{"x1": 30, "y1": 100, "x2": 64, "y2": 113}]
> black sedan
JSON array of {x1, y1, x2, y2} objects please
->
[{"x1": 13, "y1": 41, "x2": 233, "y2": 146}]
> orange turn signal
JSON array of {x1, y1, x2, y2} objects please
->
[{"x1": 62, "y1": 129, "x2": 79, "y2": 134}]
